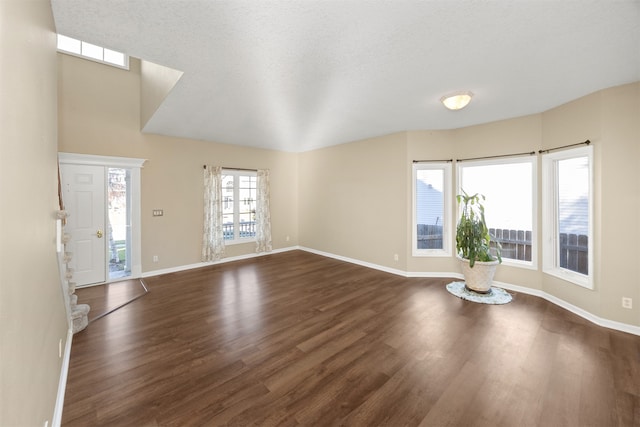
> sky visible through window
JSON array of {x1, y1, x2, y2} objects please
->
[
  {"x1": 57, "y1": 34, "x2": 128, "y2": 68},
  {"x1": 459, "y1": 162, "x2": 533, "y2": 231}
]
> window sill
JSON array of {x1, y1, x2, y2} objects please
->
[
  {"x1": 224, "y1": 238, "x2": 256, "y2": 246},
  {"x1": 543, "y1": 267, "x2": 593, "y2": 290},
  {"x1": 412, "y1": 249, "x2": 451, "y2": 258},
  {"x1": 500, "y1": 258, "x2": 537, "y2": 270}
]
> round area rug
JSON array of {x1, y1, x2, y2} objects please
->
[{"x1": 446, "y1": 281, "x2": 512, "y2": 305}]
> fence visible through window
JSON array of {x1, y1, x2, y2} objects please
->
[
  {"x1": 489, "y1": 228, "x2": 532, "y2": 262},
  {"x1": 416, "y1": 225, "x2": 588, "y2": 274},
  {"x1": 558, "y1": 233, "x2": 588, "y2": 274},
  {"x1": 416, "y1": 224, "x2": 443, "y2": 249},
  {"x1": 223, "y1": 221, "x2": 256, "y2": 240}
]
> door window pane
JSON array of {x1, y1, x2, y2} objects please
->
[{"x1": 108, "y1": 168, "x2": 131, "y2": 280}]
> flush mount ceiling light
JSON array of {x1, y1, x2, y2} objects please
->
[{"x1": 440, "y1": 91, "x2": 474, "y2": 110}]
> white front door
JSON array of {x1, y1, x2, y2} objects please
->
[{"x1": 61, "y1": 164, "x2": 106, "y2": 286}]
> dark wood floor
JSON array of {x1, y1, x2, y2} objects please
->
[
  {"x1": 63, "y1": 250, "x2": 640, "y2": 426},
  {"x1": 76, "y1": 279, "x2": 148, "y2": 323}
]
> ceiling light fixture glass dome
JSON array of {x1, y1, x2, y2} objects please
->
[{"x1": 440, "y1": 91, "x2": 473, "y2": 110}]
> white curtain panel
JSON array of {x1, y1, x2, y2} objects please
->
[
  {"x1": 256, "y1": 169, "x2": 273, "y2": 253},
  {"x1": 202, "y1": 165, "x2": 225, "y2": 261}
]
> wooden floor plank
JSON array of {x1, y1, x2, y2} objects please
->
[
  {"x1": 75, "y1": 279, "x2": 148, "y2": 322},
  {"x1": 62, "y1": 250, "x2": 640, "y2": 426}
]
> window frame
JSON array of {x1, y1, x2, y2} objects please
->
[
  {"x1": 57, "y1": 34, "x2": 130, "y2": 70},
  {"x1": 221, "y1": 169, "x2": 257, "y2": 245},
  {"x1": 456, "y1": 155, "x2": 538, "y2": 269},
  {"x1": 542, "y1": 145, "x2": 594, "y2": 289},
  {"x1": 412, "y1": 162, "x2": 452, "y2": 257}
]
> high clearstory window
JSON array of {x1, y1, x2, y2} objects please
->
[{"x1": 57, "y1": 34, "x2": 129, "y2": 69}]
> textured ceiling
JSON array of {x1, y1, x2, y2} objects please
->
[{"x1": 51, "y1": 1, "x2": 640, "y2": 152}]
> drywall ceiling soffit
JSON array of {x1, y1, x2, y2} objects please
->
[
  {"x1": 140, "y1": 60, "x2": 184, "y2": 129},
  {"x1": 51, "y1": 0, "x2": 640, "y2": 152}
]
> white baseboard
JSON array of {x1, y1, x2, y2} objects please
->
[
  {"x1": 297, "y1": 248, "x2": 640, "y2": 337},
  {"x1": 407, "y1": 271, "x2": 464, "y2": 279},
  {"x1": 298, "y1": 246, "x2": 408, "y2": 277},
  {"x1": 53, "y1": 328, "x2": 73, "y2": 427},
  {"x1": 494, "y1": 280, "x2": 640, "y2": 336},
  {"x1": 141, "y1": 246, "x2": 299, "y2": 278},
  {"x1": 139, "y1": 246, "x2": 639, "y2": 337},
  {"x1": 55, "y1": 246, "x2": 638, "y2": 427}
]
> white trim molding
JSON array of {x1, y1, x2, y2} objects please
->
[
  {"x1": 138, "y1": 246, "x2": 640, "y2": 337},
  {"x1": 299, "y1": 247, "x2": 408, "y2": 277},
  {"x1": 493, "y1": 280, "x2": 640, "y2": 336},
  {"x1": 296, "y1": 248, "x2": 640, "y2": 337},
  {"x1": 541, "y1": 145, "x2": 594, "y2": 289},
  {"x1": 58, "y1": 152, "x2": 146, "y2": 168},
  {"x1": 53, "y1": 328, "x2": 73, "y2": 427},
  {"x1": 58, "y1": 152, "x2": 146, "y2": 281},
  {"x1": 142, "y1": 247, "x2": 298, "y2": 278},
  {"x1": 407, "y1": 271, "x2": 464, "y2": 279}
]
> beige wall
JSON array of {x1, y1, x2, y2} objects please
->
[
  {"x1": 140, "y1": 60, "x2": 183, "y2": 128},
  {"x1": 58, "y1": 55, "x2": 299, "y2": 272},
  {"x1": 298, "y1": 132, "x2": 408, "y2": 269},
  {"x1": 1, "y1": 7, "x2": 631, "y2": 424},
  {"x1": 542, "y1": 83, "x2": 640, "y2": 325},
  {"x1": 58, "y1": 49, "x2": 639, "y2": 328},
  {"x1": 599, "y1": 83, "x2": 640, "y2": 326},
  {"x1": 301, "y1": 83, "x2": 639, "y2": 327},
  {"x1": 450, "y1": 115, "x2": 544, "y2": 291},
  {"x1": 0, "y1": 1, "x2": 69, "y2": 425}
]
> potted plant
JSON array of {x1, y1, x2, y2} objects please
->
[{"x1": 455, "y1": 190, "x2": 501, "y2": 293}]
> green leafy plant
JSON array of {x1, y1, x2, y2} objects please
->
[{"x1": 455, "y1": 190, "x2": 502, "y2": 268}]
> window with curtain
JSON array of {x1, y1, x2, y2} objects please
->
[
  {"x1": 202, "y1": 165, "x2": 225, "y2": 261},
  {"x1": 255, "y1": 169, "x2": 272, "y2": 253},
  {"x1": 457, "y1": 156, "x2": 536, "y2": 266},
  {"x1": 542, "y1": 146, "x2": 593, "y2": 288},
  {"x1": 203, "y1": 166, "x2": 271, "y2": 260},
  {"x1": 412, "y1": 162, "x2": 451, "y2": 256}
]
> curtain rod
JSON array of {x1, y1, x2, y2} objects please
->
[
  {"x1": 456, "y1": 151, "x2": 536, "y2": 163},
  {"x1": 538, "y1": 139, "x2": 590, "y2": 154},
  {"x1": 412, "y1": 159, "x2": 453, "y2": 164},
  {"x1": 203, "y1": 165, "x2": 258, "y2": 172}
]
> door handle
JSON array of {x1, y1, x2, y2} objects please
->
[{"x1": 96, "y1": 230, "x2": 103, "y2": 238}]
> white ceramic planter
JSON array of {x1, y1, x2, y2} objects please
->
[{"x1": 458, "y1": 256, "x2": 499, "y2": 294}]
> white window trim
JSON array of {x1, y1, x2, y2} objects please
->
[
  {"x1": 57, "y1": 35, "x2": 130, "y2": 70},
  {"x1": 542, "y1": 145, "x2": 594, "y2": 289},
  {"x1": 58, "y1": 152, "x2": 145, "y2": 279},
  {"x1": 412, "y1": 162, "x2": 452, "y2": 257},
  {"x1": 222, "y1": 169, "x2": 257, "y2": 245},
  {"x1": 456, "y1": 155, "x2": 538, "y2": 270}
]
